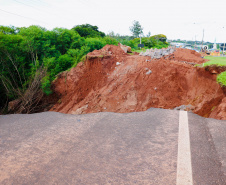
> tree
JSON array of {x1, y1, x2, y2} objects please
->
[
  {"x1": 0, "y1": 26, "x2": 19, "y2": 34},
  {"x1": 147, "y1": 31, "x2": 151, "y2": 37},
  {"x1": 130, "y1": 20, "x2": 143, "y2": 38},
  {"x1": 72, "y1": 24, "x2": 105, "y2": 38},
  {"x1": 107, "y1": 31, "x2": 115, "y2": 37}
]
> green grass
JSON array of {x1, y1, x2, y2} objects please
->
[
  {"x1": 203, "y1": 56, "x2": 226, "y2": 66},
  {"x1": 132, "y1": 49, "x2": 144, "y2": 53},
  {"x1": 217, "y1": 71, "x2": 226, "y2": 86},
  {"x1": 203, "y1": 56, "x2": 226, "y2": 86}
]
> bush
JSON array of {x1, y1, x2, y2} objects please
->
[
  {"x1": 41, "y1": 75, "x2": 52, "y2": 95},
  {"x1": 142, "y1": 37, "x2": 156, "y2": 48},
  {"x1": 152, "y1": 34, "x2": 167, "y2": 42},
  {"x1": 72, "y1": 24, "x2": 105, "y2": 38},
  {"x1": 67, "y1": 45, "x2": 90, "y2": 67},
  {"x1": 55, "y1": 54, "x2": 73, "y2": 75},
  {"x1": 103, "y1": 37, "x2": 118, "y2": 46},
  {"x1": 131, "y1": 34, "x2": 169, "y2": 49},
  {"x1": 85, "y1": 38, "x2": 106, "y2": 52}
]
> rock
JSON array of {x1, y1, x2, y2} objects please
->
[
  {"x1": 118, "y1": 43, "x2": 132, "y2": 53},
  {"x1": 146, "y1": 70, "x2": 152, "y2": 75},
  {"x1": 162, "y1": 49, "x2": 167, "y2": 56},
  {"x1": 150, "y1": 52, "x2": 155, "y2": 58},
  {"x1": 143, "y1": 49, "x2": 150, "y2": 56},
  {"x1": 72, "y1": 104, "x2": 88, "y2": 114},
  {"x1": 127, "y1": 46, "x2": 132, "y2": 53},
  {"x1": 154, "y1": 50, "x2": 161, "y2": 59},
  {"x1": 174, "y1": 104, "x2": 195, "y2": 111},
  {"x1": 116, "y1": 62, "x2": 121, "y2": 65},
  {"x1": 210, "y1": 70, "x2": 218, "y2": 74},
  {"x1": 139, "y1": 47, "x2": 175, "y2": 59}
]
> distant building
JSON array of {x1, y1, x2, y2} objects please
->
[
  {"x1": 184, "y1": 44, "x2": 192, "y2": 50},
  {"x1": 220, "y1": 43, "x2": 226, "y2": 51},
  {"x1": 170, "y1": 42, "x2": 185, "y2": 48}
]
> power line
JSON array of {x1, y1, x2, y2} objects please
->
[
  {"x1": 24, "y1": 0, "x2": 49, "y2": 8},
  {"x1": 29, "y1": 0, "x2": 42, "y2": 2},
  {"x1": 12, "y1": 0, "x2": 70, "y2": 23},
  {"x1": 12, "y1": 0, "x2": 82, "y2": 24},
  {"x1": 0, "y1": 8, "x2": 48, "y2": 24},
  {"x1": 24, "y1": 0, "x2": 44, "y2": 6},
  {"x1": 13, "y1": 0, "x2": 43, "y2": 11},
  {"x1": 1, "y1": 0, "x2": 99, "y2": 29}
]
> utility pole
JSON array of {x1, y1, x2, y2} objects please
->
[
  {"x1": 224, "y1": 42, "x2": 225, "y2": 56},
  {"x1": 140, "y1": 35, "x2": 141, "y2": 49},
  {"x1": 195, "y1": 35, "x2": 197, "y2": 50},
  {"x1": 223, "y1": 27, "x2": 225, "y2": 56},
  {"x1": 201, "y1": 29, "x2": 204, "y2": 51}
]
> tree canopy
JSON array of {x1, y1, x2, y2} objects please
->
[
  {"x1": 72, "y1": 24, "x2": 105, "y2": 38},
  {"x1": 130, "y1": 20, "x2": 143, "y2": 38}
]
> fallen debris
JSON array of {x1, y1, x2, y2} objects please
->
[
  {"x1": 146, "y1": 70, "x2": 152, "y2": 75},
  {"x1": 48, "y1": 45, "x2": 226, "y2": 120},
  {"x1": 118, "y1": 43, "x2": 132, "y2": 53},
  {"x1": 174, "y1": 104, "x2": 195, "y2": 111},
  {"x1": 139, "y1": 47, "x2": 175, "y2": 58}
]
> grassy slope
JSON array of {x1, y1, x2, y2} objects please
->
[
  {"x1": 217, "y1": 72, "x2": 226, "y2": 86},
  {"x1": 203, "y1": 56, "x2": 226, "y2": 66},
  {"x1": 131, "y1": 49, "x2": 144, "y2": 53},
  {"x1": 204, "y1": 56, "x2": 226, "y2": 86}
]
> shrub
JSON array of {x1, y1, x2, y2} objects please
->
[
  {"x1": 85, "y1": 38, "x2": 106, "y2": 52},
  {"x1": 72, "y1": 24, "x2": 105, "y2": 38},
  {"x1": 131, "y1": 35, "x2": 169, "y2": 49},
  {"x1": 103, "y1": 37, "x2": 118, "y2": 45},
  {"x1": 41, "y1": 75, "x2": 52, "y2": 95},
  {"x1": 55, "y1": 54, "x2": 73, "y2": 75}
]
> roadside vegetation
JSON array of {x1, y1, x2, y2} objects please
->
[
  {"x1": 217, "y1": 72, "x2": 226, "y2": 86},
  {"x1": 203, "y1": 56, "x2": 226, "y2": 66},
  {"x1": 0, "y1": 23, "x2": 169, "y2": 113},
  {"x1": 203, "y1": 56, "x2": 226, "y2": 86}
]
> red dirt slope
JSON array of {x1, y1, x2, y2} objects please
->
[
  {"x1": 171, "y1": 48, "x2": 205, "y2": 64},
  {"x1": 50, "y1": 45, "x2": 226, "y2": 120}
]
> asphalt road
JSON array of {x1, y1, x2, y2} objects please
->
[{"x1": 0, "y1": 108, "x2": 225, "y2": 185}]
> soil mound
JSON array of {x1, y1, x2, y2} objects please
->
[
  {"x1": 87, "y1": 44, "x2": 127, "y2": 58},
  {"x1": 49, "y1": 46, "x2": 226, "y2": 120},
  {"x1": 169, "y1": 48, "x2": 207, "y2": 64}
]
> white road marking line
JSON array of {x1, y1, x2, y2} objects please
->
[{"x1": 177, "y1": 111, "x2": 193, "y2": 185}]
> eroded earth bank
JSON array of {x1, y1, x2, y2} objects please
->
[{"x1": 48, "y1": 45, "x2": 226, "y2": 120}]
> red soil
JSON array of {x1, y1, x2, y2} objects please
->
[
  {"x1": 170, "y1": 48, "x2": 206, "y2": 64},
  {"x1": 49, "y1": 45, "x2": 226, "y2": 120}
]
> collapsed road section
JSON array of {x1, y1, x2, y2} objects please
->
[{"x1": 48, "y1": 45, "x2": 226, "y2": 120}]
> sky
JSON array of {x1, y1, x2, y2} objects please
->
[{"x1": 0, "y1": 0, "x2": 226, "y2": 43}]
